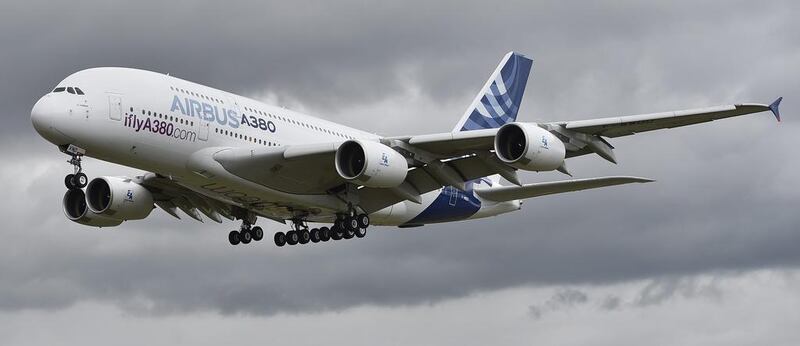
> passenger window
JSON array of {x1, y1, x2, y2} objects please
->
[
  {"x1": 67, "y1": 87, "x2": 75, "y2": 94},
  {"x1": 75, "y1": 88, "x2": 85, "y2": 95},
  {"x1": 53, "y1": 87, "x2": 66, "y2": 93}
]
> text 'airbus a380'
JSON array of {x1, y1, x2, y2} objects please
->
[{"x1": 31, "y1": 52, "x2": 782, "y2": 247}]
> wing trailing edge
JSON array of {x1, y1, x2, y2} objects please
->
[{"x1": 474, "y1": 176, "x2": 654, "y2": 202}]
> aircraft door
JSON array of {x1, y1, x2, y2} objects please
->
[
  {"x1": 108, "y1": 94, "x2": 122, "y2": 121},
  {"x1": 197, "y1": 121, "x2": 209, "y2": 141},
  {"x1": 447, "y1": 186, "x2": 458, "y2": 206}
]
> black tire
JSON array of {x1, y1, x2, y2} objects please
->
[
  {"x1": 240, "y1": 229, "x2": 252, "y2": 244},
  {"x1": 75, "y1": 173, "x2": 88, "y2": 188},
  {"x1": 357, "y1": 214, "x2": 370, "y2": 228},
  {"x1": 319, "y1": 227, "x2": 331, "y2": 242},
  {"x1": 355, "y1": 227, "x2": 367, "y2": 238},
  {"x1": 251, "y1": 226, "x2": 264, "y2": 241},
  {"x1": 298, "y1": 229, "x2": 310, "y2": 244},
  {"x1": 228, "y1": 230, "x2": 241, "y2": 245},
  {"x1": 65, "y1": 174, "x2": 76, "y2": 189},
  {"x1": 274, "y1": 232, "x2": 287, "y2": 247},
  {"x1": 310, "y1": 228, "x2": 320, "y2": 243},
  {"x1": 330, "y1": 225, "x2": 343, "y2": 240},
  {"x1": 343, "y1": 227, "x2": 355, "y2": 239},
  {"x1": 286, "y1": 230, "x2": 299, "y2": 245},
  {"x1": 346, "y1": 217, "x2": 359, "y2": 232}
]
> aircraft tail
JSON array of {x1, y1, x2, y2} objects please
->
[{"x1": 452, "y1": 52, "x2": 533, "y2": 132}]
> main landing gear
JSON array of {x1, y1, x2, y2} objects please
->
[
  {"x1": 228, "y1": 219, "x2": 264, "y2": 246},
  {"x1": 64, "y1": 150, "x2": 88, "y2": 190},
  {"x1": 273, "y1": 213, "x2": 370, "y2": 247}
]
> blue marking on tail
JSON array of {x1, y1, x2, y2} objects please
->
[{"x1": 456, "y1": 52, "x2": 533, "y2": 132}]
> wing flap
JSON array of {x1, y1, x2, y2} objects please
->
[{"x1": 475, "y1": 176, "x2": 654, "y2": 202}]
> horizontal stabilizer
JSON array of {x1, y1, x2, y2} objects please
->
[{"x1": 474, "y1": 176, "x2": 654, "y2": 202}]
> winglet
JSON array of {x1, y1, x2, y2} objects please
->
[{"x1": 769, "y1": 97, "x2": 783, "y2": 122}]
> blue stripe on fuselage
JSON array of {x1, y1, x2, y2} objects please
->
[{"x1": 404, "y1": 181, "x2": 483, "y2": 226}]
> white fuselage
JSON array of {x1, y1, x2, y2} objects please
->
[{"x1": 31, "y1": 67, "x2": 520, "y2": 227}]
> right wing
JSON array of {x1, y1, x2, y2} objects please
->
[{"x1": 474, "y1": 176, "x2": 654, "y2": 202}]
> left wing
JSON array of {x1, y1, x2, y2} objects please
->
[{"x1": 391, "y1": 97, "x2": 782, "y2": 164}]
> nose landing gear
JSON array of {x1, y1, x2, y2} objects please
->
[{"x1": 63, "y1": 145, "x2": 88, "y2": 190}]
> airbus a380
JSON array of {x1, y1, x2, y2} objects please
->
[{"x1": 31, "y1": 52, "x2": 782, "y2": 247}]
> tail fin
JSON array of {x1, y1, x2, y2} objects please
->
[{"x1": 453, "y1": 52, "x2": 533, "y2": 132}]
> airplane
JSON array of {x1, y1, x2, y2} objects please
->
[{"x1": 30, "y1": 52, "x2": 783, "y2": 247}]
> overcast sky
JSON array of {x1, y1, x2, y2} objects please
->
[{"x1": 1, "y1": 1, "x2": 799, "y2": 345}]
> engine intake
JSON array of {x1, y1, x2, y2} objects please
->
[
  {"x1": 86, "y1": 176, "x2": 154, "y2": 220},
  {"x1": 62, "y1": 189, "x2": 123, "y2": 227},
  {"x1": 494, "y1": 122, "x2": 566, "y2": 171},
  {"x1": 335, "y1": 140, "x2": 408, "y2": 188}
]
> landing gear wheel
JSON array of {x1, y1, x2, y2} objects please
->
[
  {"x1": 319, "y1": 227, "x2": 331, "y2": 242},
  {"x1": 357, "y1": 214, "x2": 370, "y2": 228},
  {"x1": 310, "y1": 228, "x2": 320, "y2": 243},
  {"x1": 251, "y1": 226, "x2": 264, "y2": 241},
  {"x1": 75, "y1": 173, "x2": 88, "y2": 188},
  {"x1": 330, "y1": 225, "x2": 343, "y2": 240},
  {"x1": 274, "y1": 232, "x2": 287, "y2": 247},
  {"x1": 342, "y1": 227, "x2": 355, "y2": 239},
  {"x1": 65, "y1": 174, "x2": 77, "y2": 190},
  {"x1": 345, "y1": 216, "x2": 359, "y2": 232},
  {"x1": 355, "y1": 227, "x2": 367, "y2": 238},
  {"x1": 239, "y1": 229, "x2": 252, "y2": 244},
  {"x1": 298, "y1": 229, "x2": 310, "y2": 244},
  {"x1": 286, "y1": 231, "x2": 299, "y2": 245},
  {"x1": 228, "y1": 231, "x2": 241, "y2": 245}
]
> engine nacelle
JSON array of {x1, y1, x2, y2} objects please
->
[
  {"x1": 335, "y1": 140, "x2": 408, "y2": 188},
  {"x1": 494, "y1": 122, "x2": 566, "y2": 171},
  {"x1": 62, "y1": 189, "x2": 123, "y2": 227},
  {"x1": 86, "y1": 176, "x2": 154, "y2": 221}
]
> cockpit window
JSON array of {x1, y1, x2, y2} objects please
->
[
  {"x1": 53, "y1": 87, "x2": 66, "y2": 93},
  {"x1": 67, "y1": 87, "x2": 75, "y2": 94},
  {"x1": 75, "y1": 87, "x2": 84, "y2": 95}
]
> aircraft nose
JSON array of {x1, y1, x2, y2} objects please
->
[{"x1": 31, "y1": 95, "x2": 73, "y2": 145}]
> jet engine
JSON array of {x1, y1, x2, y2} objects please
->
[
  {"x1": 494, "y1": 122, "x2": 566, "y2": 171},
  {"x1": 335, "y1": 140, "x2": 408, "y2": 188},
  {"x1": 62, "y1": 189, "x2": 123, "y2": 227},
  {"x1": 85, "y1": 176, "x2": 154, "y2": 221}
]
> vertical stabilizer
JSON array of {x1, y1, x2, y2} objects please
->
[{"x1": 453, "y1": 52, "x2": 533, "y2": 132}]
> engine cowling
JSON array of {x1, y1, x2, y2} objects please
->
[
  {"x1": 62, "y1": 189, "x2": 123, "y2": 227},
  {"x1": 335, "y1": 140, "x2": 408, "y2": 188},
  {"x1": 86, "y1": 176, "x2": 154, "y2": 221},
  {"x1": 494, "y1": 122, "x2": 566, "y2": 171}
]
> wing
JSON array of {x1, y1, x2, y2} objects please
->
[
  {"x1": 474, "y1": 176, "x2": 653, "y2": 202},
  {"x1": 212, "y1": 143, "x2": 342, "y2": 195},
  {"x1": 139, "y1": 172, "x2": 235, "y2": 223},
  {"x1": 552, "y1": 100, "x2": 781, "y2": 138},
  {"x1": 393, "y1": 98, "x2": 781, "y2": 164}
]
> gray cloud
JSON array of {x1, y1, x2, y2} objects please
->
[
  {"x1": 0, "y1": 0, "x2": 798, "y2": 319},
  {"x1": 529, "y1": 288, "x2": 589, "y2": 319}
]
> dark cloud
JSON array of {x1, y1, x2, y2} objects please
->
[
  {"x1": 0, "y1": 0, "x2": 798, "y2": 317},
  {"x1": 529, "y1": 288, "x2": 589, "y2": 319}
]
